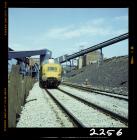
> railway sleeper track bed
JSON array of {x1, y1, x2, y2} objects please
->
[
  {"x1": 59, "y1": 84, "x2": 128, "y2": 121},
  {"x1": 58, "y1": 87, "x2": 128, "y2": 125},
  {"x1": 45, "y1": 89, "x2": 85, "y2": 127},
  {"x1": 45, "y1": 88, "x2": 127, "y2": 127},
  {"x1": 61, "y1": 82, "x2": 128, "y2": 101}
]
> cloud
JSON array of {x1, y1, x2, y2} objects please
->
[
  {"x1": 46, "y1": 25, "x2": 74, "y2": 38},
  {"x1": 45, "y1": 23, "x2": 111, "y2": 40},
  {"x1": 113, "y1": 29, "x2": 128, "y2": 36},
  {"x1": 114, "y1": 15, "x2": 128, "y2": 21},
  {"x1": 43, "y1": 16, "x2": 128, "y2": 41},
  {"x1": 91, "y1": 18, "x2": 105, "y2": 25},
  {"x1": 16, "y1": 16, "x2": 128, "y2": 52},
  {"x1": 46, "y1": 26, "x2": 82, "y2": 39},
  {"x1": 9, "y1": 43, "x2": 24, "y2": 51}
]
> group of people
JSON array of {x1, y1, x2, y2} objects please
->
[{"x1": 18, "y1": 61, "x2": 39, "y2": 80}]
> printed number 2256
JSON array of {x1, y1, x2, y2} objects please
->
[{"x1": 89, "y1": 129, "x2": 122, "y2": 136}]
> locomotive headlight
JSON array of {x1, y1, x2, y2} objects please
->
[{"x1": 42, "y1": 75, "x2": 47, "y2": 81}]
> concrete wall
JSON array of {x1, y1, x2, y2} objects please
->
[
  {"x1": 8, "y1": 65, "x2": 35, "y2": 127},
  {"x1": 77, "y1": 51, "x2": 101, "y2": 69},
  {"x1": 86, "y1": 51, "x2": 101, "y2": 65}
]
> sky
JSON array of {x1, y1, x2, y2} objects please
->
[{"x1": 9, "y1": 8, "x2": 128, "y2": 59}]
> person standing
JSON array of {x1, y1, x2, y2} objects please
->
[
  {"x1": 19, "y1": 61, "x2": 26, "y2": 78},
  {"x1": 32, "y1": 64, "x2": 36, "y2": 79},
  {"x1": 34, "y1": 63, "x2": 39, "y2": 80}
]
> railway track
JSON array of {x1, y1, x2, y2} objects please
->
[
  {"x1": 58, "y1": 87, "x2": 128, "y2": 125},
  {"x1": 45, "y1": 88, "x2": 127, "y2": 127},
  {"x1": 45, "y1": 89, "x2": 86, "y2": 128},
  {"x1": 61, "y1": 82, "x2": 128, "y2": 101}
]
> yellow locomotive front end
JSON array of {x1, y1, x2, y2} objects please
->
[{"x1": 40, "y1": 62, "x2": 62, "y2": 88}]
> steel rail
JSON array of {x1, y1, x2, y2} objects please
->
[
  {"x1": 45, "y1": 89, "x2": 86, "y2": 128},
  {"x1": 58, "y1": 87, "x2": 128, "y2": 126},
  {"x1": 61, "y1": 82, "x2": 128, "y2": 101}
]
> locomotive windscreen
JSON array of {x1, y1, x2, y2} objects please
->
[{"x1": 48, "y1": 67, "x2": 57, "y2": 72}]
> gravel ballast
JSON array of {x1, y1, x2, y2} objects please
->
[
  {"x1": 47, "y1": 89, "x2": 127, "y2": 127},
  {"x1": 59, "y1": 85, "x2": 128, "y2": 119},
  {"x1": 17, "y1": 82, "x2": 128, "y2": 128},
  {"x1": 16, "y1": 82, "x2": 74, "y2": 127}
]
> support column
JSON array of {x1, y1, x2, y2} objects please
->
[
  {"x1": 100, "y1": 48, "x2": 103, "y2": 64},
  {"x1": 69, "y1": 60, "x2": 71, "y2": 71}
]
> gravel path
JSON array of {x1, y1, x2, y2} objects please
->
[
  {"x1": 47, "y1": 89, "x2": 127, "y2": 127},
  {"x1": 16, "y1": 82, "x2": 74, "y2": 127},
  {"x1": 59, "y1": 85, "x2": 128, "y2": 119}
]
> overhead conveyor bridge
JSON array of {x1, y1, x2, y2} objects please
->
[
  {"x1": 55, "y1": 33, "x2": 128, "y2": 63},
  {"x1": 8, "y1": 48, "x2": 52, "y2": 64}
]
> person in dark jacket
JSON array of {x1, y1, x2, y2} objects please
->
[
  {"x1": 19, "y1": 61, "x2": 26, "y2": 77},
  {"x1": 32, "y1": 64, "x2": 36, "y2": 78},
  {"x1": 31, "y1": 63, "x2": 39, "y2": 80}
]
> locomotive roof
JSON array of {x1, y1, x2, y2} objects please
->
[{"x1": 43, "y1": 58, "x2": 60, "y2": 64}]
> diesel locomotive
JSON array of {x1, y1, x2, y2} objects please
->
[{"x1": 39, "y1": 58, "x2": 62, "y2": 88}]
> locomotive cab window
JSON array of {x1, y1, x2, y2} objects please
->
[{"x1": 48, "y1": 67, "x2": 57, "y2": 72}]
